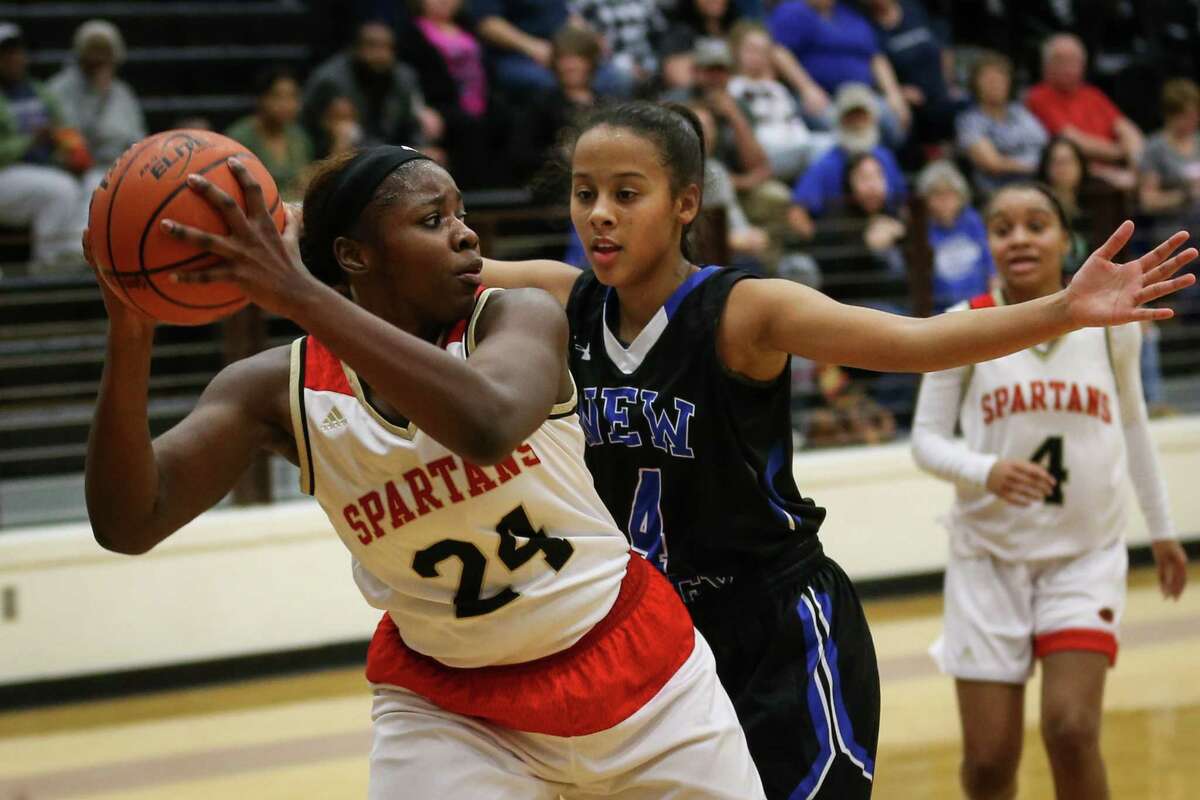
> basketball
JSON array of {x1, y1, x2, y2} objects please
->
[{"x1": 86, "y1": 129, "x2": 286, "y2": 326}]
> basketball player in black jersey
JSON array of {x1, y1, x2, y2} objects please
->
[{"x1": 478, "y1": 102, "x2": 1196, "y2": 799}]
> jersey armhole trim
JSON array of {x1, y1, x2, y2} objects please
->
[
  {"x1": 470, "y1": 285, "x2": 578, "y2": 419},
  {"x1": 465, "y1": 286, "x2": 504, "y2": 356},
  {"x1": 289, "y1": 337, "x2": 316, "y2": 496},
  {"x1": 549, "y1": 371, "x2": 579, "y2": 418},
  {"x1": 711, "y1": 271, "x2": 786, "y2": 389}
]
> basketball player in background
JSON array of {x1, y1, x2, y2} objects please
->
[
  {"x1": 83, "y1": 146, "x2": 765, "y2": 799},
  {"x1": 911, "y1": 182, "x2": 1189, "y2": 800}
]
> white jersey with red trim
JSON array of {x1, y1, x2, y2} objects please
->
[
  {"x1": 921, "y1": 290, "x2": 1132, "y2": 561},
  {"x1": 289, "y1": 288, "x2": 630, "y2": 668}
]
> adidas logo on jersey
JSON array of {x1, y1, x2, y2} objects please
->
[
  {"x1": 575, "y1": 341, "x2": 591, "y2": 361},
  {"x1": 320, "y1": 406, "x2": 349, "y2": 432}
]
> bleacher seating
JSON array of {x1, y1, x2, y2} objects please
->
[
  {"x1": 2, "y1": 0, "x2": 1199, "y2": 529},
  {"x1": 5, "y1": 1, "x2": 312, "y2": 132}
]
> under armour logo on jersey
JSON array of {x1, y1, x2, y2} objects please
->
[
  {"x1": 575, "y1": 341, "x2": 591, "y2": 361},
  {"x1": 320, "y1": 406, "x2": 349, "y2": 432}
]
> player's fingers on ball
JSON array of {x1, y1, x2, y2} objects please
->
[
  {"x1": 227, "y1": 157, "x2": 270, "y2": 220},
  {"x1": 160, "y1": 219, "x2": 242, "y2": 260},
  {"x1": 173, "y1": 265, "x2": 236, "y2": 284},
  {"x1": 186, "y1": 174, "x2": 252, "y2": 235}
]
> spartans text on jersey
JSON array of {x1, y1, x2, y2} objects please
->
[
  {"x1": 577, "y1": 387, "x2": 696, "y2": 457},
  {"x1": 981, "y1": 379, "x2": 1113, "y2": 425},
  {"x1": 342, "y1": 443, "x2": 543, "y2": 545}
]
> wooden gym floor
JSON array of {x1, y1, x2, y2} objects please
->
[{"x1": 1, "y1": 564, "x2": 1197, "y2": 799}]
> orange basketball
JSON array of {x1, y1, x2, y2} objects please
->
[{"x1": 87, "y1": 129, "x2": 286, "y2": 326}]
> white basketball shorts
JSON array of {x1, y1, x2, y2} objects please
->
[{"x1": 932, "y1": 537, "x2": 1127, "y2": 684}]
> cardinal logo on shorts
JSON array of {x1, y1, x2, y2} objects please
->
[{"x1": 321, "y1": 406, "x2": 349, "y2": 432}]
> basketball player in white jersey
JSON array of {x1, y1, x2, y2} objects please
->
[
  {"x1": 83, "y1": 146, "x2": 765, "y2": 799},
  {"x1": 911, "y1": 183, "x2": 1190, "y2": 800}
]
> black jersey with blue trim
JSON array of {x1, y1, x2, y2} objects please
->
[{"x1": 565, "y1": 265, "x2": 826, "y2": 580}]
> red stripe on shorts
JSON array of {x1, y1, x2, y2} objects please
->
[
  {"x1": 365, "y1": 554, "x2": 696, "y2": 736},
  {"x1": 1034, "y1": 628, "x2": 1118, "y2": 666}
]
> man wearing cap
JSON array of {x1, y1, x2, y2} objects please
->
[
  {"x1": 0, "y1": 22, "x2": 86, "y2": 274},
  {"x1": 693, "y1": 37, "x2": 794, "y2": 247},
  {"x1": 786, "y1": 82, "x2": 907, "y2": 240}
]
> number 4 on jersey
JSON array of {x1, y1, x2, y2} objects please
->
[
  {"x1": 1030, "y1": 435, "x2": 1068, "y2": 505},
  {"x1": 629, "y1": 468, "x2": 669, "y2": 571}
]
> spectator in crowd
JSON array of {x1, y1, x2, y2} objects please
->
[
  {"x1": 0, "y1": 23, "x2": 85, "y2": 274},
  {"x1": 687, "y1": 99, "x2": 773, "y2": 267},
  {"x1": 668, "y1": 0, "x2": 742, "y2": 43},
  {"x1": 840, "y1": 151, "x2": 907, "y2": 273},
  {"x1": 652, "y1": 26, "x2": 697, "y2": 101},
  {"x1": 1037, "y1": 134, "x2": 1102, "y2": 275},
  {"x1": 225, "y1": 67, "x2": 313, "y2": 201},
  {"x1": 472, "y1": 0, "x2": 625, "y2": 98},
  {"x1": 1138, "y1": 78, "x2": 1200, "y2": 250},
  {"x1": 510, "y1": 25, "x2": 602, "y2": 187},
  {"x1": 1038, "y1": 134, "x2": 1090, "y2": 225},
  {"x1": 568, "y1": 0, "x2": 667, "y2": 94},
  {"x1": 787, "y1": 82, "x2": 906, "y2": 240},
  {"x1": 767, "y1": 0, "x2": 911, "y2": 148},
  {"x1": 301, "y1": 21, "x2": 442, "y2": 155},
  {"x1": 400, "y1": 0, "x2": 505, "y2": 187},
  {"x1": 916, "y1": 159, "x2": 995, "y2": 312},
  {"x1": 861, "y1": 0, "x2": 962, "y2": 150},
  {"x1": 691, "y1": 37, "x2": 790, "y2": 236},
  {"x1": 1026, "y1": 33, "x2": 1143, "y2": 190},
  {"x1": 956, "y1": 50, "x2": 1048, "y2": 196},
  {"x1": 1140, "y1": 77, "x2": 1200, "y2": 329},
  {"x1": 727, "y1": 20, "x2": 834, "y2": 182},
  {"x1": 47, "y1": 20, "x2": 145, "y2": 203},
  {"x1": 315, "y1": 95, "x2": 363, "y2": 159}
]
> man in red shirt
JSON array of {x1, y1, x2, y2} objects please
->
[{"x1": 1026, "y1": 33, "x2": 1143, "y2": 189}]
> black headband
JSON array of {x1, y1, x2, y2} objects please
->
[{"x1": 318, "y1": 145, "x2": 431, "y2": 246}]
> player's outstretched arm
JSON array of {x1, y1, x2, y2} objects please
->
[
  {"x1": 480, "y1": 257, "x2": 580, "y2": 308},
  {"x1": 84, "y1": 272, "x2": 289, "y2": 554},
  {"x1": 723, "y1": 221, "x2": 1196, "y2": 375},
  {"x1": 163, "y1": 161, "x2": 568, "y2": 466}
]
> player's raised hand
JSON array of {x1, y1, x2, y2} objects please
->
[
  {"x1": 985, "y1": 459, "x2": 1056, "y2": 506},
  {"x1": 1151, "y1": 540, "x2": 1188, "y2": 600},
  {"x1": 1065, "y1": 221, "x2": 1197, "y2": 327},
  {"x1": 161, "y1": 157, "x2": 320, "y2": 319}
]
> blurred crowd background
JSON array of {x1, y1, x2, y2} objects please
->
[{"x1": 3, "y1": 0, "x2": 1200, "y2": 526}]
